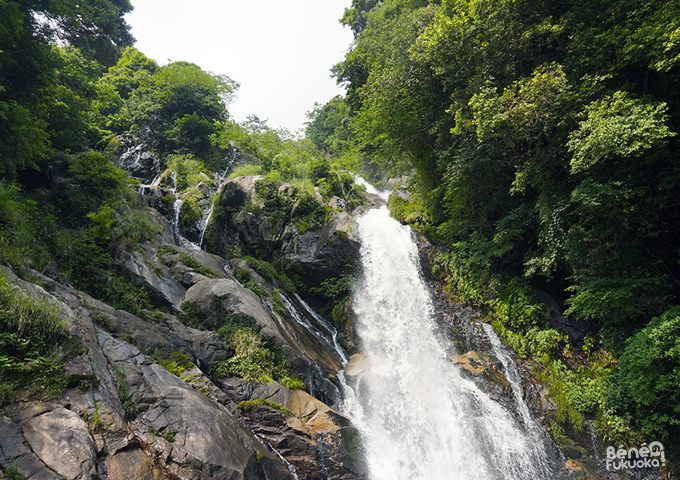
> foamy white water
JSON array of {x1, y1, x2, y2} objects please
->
[
  {"x1": 354, "y1": 176, "x2": 390, "y2": 201},
  {"x1": 341, "y1": 206, "x2": 556, "y2": 480}
]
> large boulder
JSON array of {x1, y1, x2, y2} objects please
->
[
  {"x1": 282, "y1": 212, "x2": 360, "y2": 289},
  {"x1": 97, "y1": 331, "x2": 291, "y2": 480},
  {"x1": 219, "y1": 175, "x2": 263, "y2": 211},
  {"x1": 182, "y1": 278, "x2": 344, "y2": 383},
  {"x1": 16, "y1": 404, "x2": 98, "y2": 480},
  {"x1": 221, "y1": 380, "x2": 367, "y2": 480},
  {"x1": 121, "y1": 246, "x2": 186, "y2": 310}
]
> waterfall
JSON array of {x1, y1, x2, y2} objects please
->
[
  {"x1": 197, "y1": 149, "x2": 237, "y2": 249},
  {"x1": 481, "y1": 322, "x2": 556, "y2": 475},
  {"x1": 341, "y1": 206, "x2": 557, "y2": 480},
  {"x1": 172, "y1": 198, "x2": 201, "y2": 251},
  {"x1": 295, "y1": 293, "x2": 348, "y2": 365}
]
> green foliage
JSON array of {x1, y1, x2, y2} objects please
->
[
  {"x1": 388, "y1": 191, "x2": 430, "y2": 227},
  {"x1": 2, "y1": 462, "x2": 25, "y2": 480},
  {"x1": 244, "y1": 281, "x2": 269, "y2": 297},
  {"x1": 240, "y1": 256, "x2": 297, "y2": 293},
  {"x1": 0, "y1": 270, "x2": 77, "y2": 405},
  {"x1": 211, "y1": 301, "x2": 292, "y2": 385},
  {"x1": 61, "y1": 151, "x2": 130, "y2": 223},
  {"x1": 217, "y1": 118, "x2": 366, "y2": 207},
  {"x1": 235, "y1": 268, "x2": 251, "y2": 284},
  {"x1": 309, "y1": 273, "x2": 354, "y2": 303},
  {"x1": 113, "y1": 365, "x2": 137, "y2": 420},
  {"x1": 178, "y1": 301, "x2": 206, "y2": 330},
  {"x1": 249, "y1": 176, "x2": 329, "y2": 235},
  {"x1": 82, "y1": 402, "x2": 111, "y2": 433},
  {"x1": 607, "y1": 307, "x2": 680, "y2": 465},
  {"x1": 279, "y1": 376, "x2": 306, "y2": 390},
  {"x1": 0, "y1": 0, "x2": 133, "y2": 178},
  {"x1": 127, "y1": 61, "x2": 237, "y2": 165},
  {"x1": 165, "y1": 154, "x2": 212, "y2": 191},
  {"x1": 272, "y1": 289, "x2": 287, "y2": 315},
  {"x1": 150, "y1": 349, "x2": 194, "y2": 376},
  {"x1": 238, "y1": 398, "x2": 292, "y2": 416},
  {"x1": 228, "y1": 163, "x2": 263, "y2": 178},
  {"x1": 0, "y1": 182, "x2": 54, "y2": 273},
  {"x1": 211, "y1": 330, "x2": 277, "y2": 383},
  {"x1": 568, "y1": 91, "x2": 675, "y2": 173},
  {"x1": 179, "y1": 253, "x2": 215, "y2": 278}
]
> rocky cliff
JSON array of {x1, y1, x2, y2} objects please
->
[{"x1": 0, "y1": 174, "x2": 367, "y2": 480}]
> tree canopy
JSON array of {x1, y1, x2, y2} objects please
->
[{"x1": 317, "y1": 0, "x2": 680, "y2": 461}]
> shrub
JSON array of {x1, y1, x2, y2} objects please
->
[
  {"x1": 607, "y1": 307, "x2": 680, "y2": 468},
  {"x1": 272, "y1": 289, "x2": 287, "y2": 315},
  {"x1": 0, "y1": 271, "x2": 79, "y2": 405},
  {"x1": 240, "y1": 256, "x2": 297, "y2": 292},
  {"x1": 211, "y1": 330, "x2": 276, "y2": 383}
]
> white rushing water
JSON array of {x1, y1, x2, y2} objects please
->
[{"x1": 341, "y1": 206, "x2": 556, "y2": 480}]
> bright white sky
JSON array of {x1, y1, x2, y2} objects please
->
[{"x1": 125, "y1": 0, "x2": 354, "y2": 135}]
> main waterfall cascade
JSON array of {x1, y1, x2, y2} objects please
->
[{"x1": 341, "y1": 206, "x2": 558, "y2": 480}]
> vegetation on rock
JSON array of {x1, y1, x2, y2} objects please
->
[{"x1": 311, "y1": 0, "x2": 680, "y2": 469}]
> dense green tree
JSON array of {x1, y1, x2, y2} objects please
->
[
  {"x1": 0, "y1": 0, "x2": 133, "y2": 179},
  {"x1": 126, "y1": 61, "x2": 237, "y2": 167},
  {"x1": 327, "y1": 0, "x2": 680, "y2": 456}
]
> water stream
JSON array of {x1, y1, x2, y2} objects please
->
[
  {"x1": 197, "y1": 150, "x2": 237, "y2": 249},
  {"x1": 341, "y1": 206, "x2": 557, "y2": 480}
]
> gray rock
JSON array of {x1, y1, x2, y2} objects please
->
[
  {"x1": 233, "y1": 210, "x2": 275, "y2": 248},
  {"x1": 218, "y1": 175, "x2": 263, "y2": 211},
  {"x1": 183, "y1": 278, "x2": 344, "y2": 382},
  {"x1": 534, "y1": 289, "x2": 598, "y2": 344},
  {"x1": 283, "y1": 212, "x2": 360, "y2": 287},
  {"x1": 237, "y1": 381, "x2": 367, "y2": 480},
  {"x1": 19, "y1": 404, "x2": 98, "y2": 480},
  {"x1": 121, "y1": 249, "x2": 186, "y2": 309},
  {"x1": 115, "y1": 139, "x2": 160, "y2": 182},
  {"x1": 97, "y1": 332, "x2": 291, "y2": 479},
  {"x1": 0, "y1": 414, "x2": 61, "y2": 480},
  {"x1": 184, "y1": 278, "x2": 282, "y2": 337},
  {"x1": 230, "y1": 258, "x2": 268, "y2": 287}
]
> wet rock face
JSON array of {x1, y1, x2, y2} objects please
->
[
  {"x1": 282, "y1": 212, "x2": 360, "y2": 290},
  {"x1": 114, "y1": 137, "x2": 161, "y2": 183},
  {"x1": 222, "y1": 380, "x2": 367, "y2": 480}
]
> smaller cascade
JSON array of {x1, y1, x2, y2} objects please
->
[
  {"x1": 172, "y1": 198, "x2": 201, "y2": 250},
  {"x1": 279, "y1": 293, "x2": 347, "y2": 366},
  {"x1": 196, "y1": 149, "x2": 238, "y2": 249},
  {"x1": 294, "y1": 293, "x2": 348, "y2": 365},
  {"x1": 354, "y1": 175, "x2": 390, "y2": 201},
  {"x1": 482, "y1": 322, "x2": 557, "y2": 474},
  {"x1": 197, "y1": 201, "x2": 214, "y2": 249},
  {"x1": 172, "y1": 198, "x2": 184, "y2": 245},
  {"x1": 117, "y1": 139, "x2": 161, "y2": 181}
]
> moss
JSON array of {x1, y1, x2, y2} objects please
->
[
  {"x1": 179, "y1": 253, "x2": 216, "y2": 278},
  {"x1": 279, "y1": 376, "x2": 305, "y2": 390},
  {"x1": 272, "y1": 289, "x2": 287, "y2": 315},
  {"x1": 238, "y1": 398, "x2": 292, "y2": 416}
]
